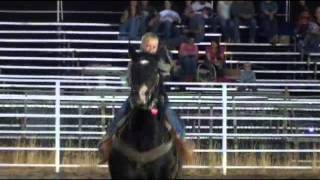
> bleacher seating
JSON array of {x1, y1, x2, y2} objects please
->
[{"x1": 0, "y1": 19, "x2": 318, "y2": 85}]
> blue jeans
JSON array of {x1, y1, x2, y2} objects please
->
[
  {"x1": 159, "y1": 21, "x2": 174, "y2": 40},
  {"x1": 213, "y1": 17, "x2": 236, "y2": 42},
  {"x1": 118, "y1": 17, "x2": 142, "y2": 40},
  {"x1": 260, "y1": 15, "x2": 278, "y2": 42},
  {"x1": 233, "y1": 17, "x2": 257, "y2": 42},
  {"x1": 107, "y1": 98, "x2": 185, "y2": 139},
  {"x1": 180, "y1": 56, "x2": 197, "y2": 79}
]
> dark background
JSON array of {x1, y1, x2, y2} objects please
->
[{"x1": 0, "y1": 1, "x2": 319, "y2": 24}]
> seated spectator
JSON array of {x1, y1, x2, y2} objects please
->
[
  {"x1": 118, "y1": 1, "x2": 143, "y2": 40},
  {"x1": 159, "y1": 1, "x2": 181, "y2": 40},
  {"x1": 140, "y1": 1, "x2": 161, "y2": 35},
  {"x1": 259, "y1": 1, "x2": 279, "y2": 44},
  {"x1": 202, "y1": 6, "x2": 216, "y2": 33},
  {"x1": 191, "y1": 0, "x2": 212, "y2": 15},
  {"x1": 191, "y1": 1, "x2": 214, "y2": 33},
  {"x1": 295, "y1": 9, "x2": 313, "y2": 52},
  {"x1": 291, "y1": 0, "x2": 311, "y2": 27},
  {"x1": 205, "y1": 41, "x2": 226, "y2": 80},
  {"x1": 158, "y1": 41, "x2": 175, "y2": 81},
  {"x1": 238, "y1": 62, "x2": 257, "y2": 92},
  {"x1": 140, "y1": 0, "x2": 156, "y2": 35},
  {"x1": 141, "y1": 0, "x2": 151, "y2": 16},
  {"x1": 181, "y1": 0, "x2": 193, "y2": 26},
  {"x1": 179, "y1": 33, "x2": 199, "y2": 81},
  {"x1": 215, "y1": 1, "x2": 236, "y2": 42},
  {"x1": 304, "y1": 6, "x2": 320, "y2": 53},
  {"x1": 231, "y1": 1, "x2": 257, "y2": 43},
  {"x1": 184, "y1": 9, "x2": 205, "y2": 43}
]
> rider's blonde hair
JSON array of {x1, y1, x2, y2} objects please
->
[{"x1": 140, "y1": 32, "x2": 159, "y2": 50}]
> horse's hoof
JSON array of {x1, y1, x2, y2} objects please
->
[{"x1": 98, "y1": 159, "x2": 108, "y2": 165}]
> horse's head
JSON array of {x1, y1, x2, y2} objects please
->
[{"x1": 129, "y1": 51, "x2": 162, "y2": 109}]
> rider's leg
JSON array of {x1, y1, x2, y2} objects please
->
[
  {"x1": 98, "y1": 98, "x2": 131, "y2": 163},
  {"x1": 106, "y1": 98, "x2": 131, "y2": 137},
  {"x1": 165, "y1": 105, "x2": 185, "y2": 139},
  {"x1": 164, "y1": 105, "x2": 194, "y2": 163}
]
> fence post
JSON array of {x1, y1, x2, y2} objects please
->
[
  {"x1": 222, "y1": 84, "x2": 228, "y2": 175},
  {"x1": 55, "y1": 81, "x2": 61, "y2": 173},
  {"x1": 56, "y1": 0, "x2": 60, "y2": 22}
]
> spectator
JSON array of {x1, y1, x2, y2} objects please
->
[
  {"x1": 259, "y1": 1, "x2": 279, "y2": 44},
  {"x1": 295, "y1": 9, "x2": 313, "y2": 52},
  {"x1": 159, "y1": 1, "x2": 181, "y2": 40},
  {"x1": 158, "y1": 41, "x2": 175, "y2": 81},
  {"x1": 205, "y1": 41, "x2": 226, "y2": 80},
  {"x1": 184, "y1": 9, "x2": 205, "y2": 43},
  {"x1": 202, "y1": 6, "x2": 216, "y2": 34},
  {"x1": 291, "y1": 0, "x2": 311, "y2": 26},
  {"x1": 215, "y1": 1, "x2": 236, "y2": 42},
  {"x1": 191, "y1": 0, "x2": 212, "y2": 15},
  {"x1": 182, "y1": 0, "x2": 193, "y2": 26},
  {"x1": 238, "y1": 62, "x2": 257, "y2": 92},
  {"x1": 118, "y1": 1, "x2": 143, "y2": 40},
  {"x1": 304, "y1": 6, "x2": 320, "y2": 53},
  {"x1": 191, "y1": 1, "x2": 214, "y2": 32},
  {"x1": 231, "y1": 1, "x2": 257, "y2": 43},
  {"x1": 140, "y1": 1, "x2": 161, "y2": 35},
  {"x1": 179, "y1": 33, "x2": 199, "y2": 81},
  {"x1": 140, "y1": 0, "x2": 155, "y2": 35},
  {"x1": 140, "y1": 0, "x2": 152, "y2": 17}
]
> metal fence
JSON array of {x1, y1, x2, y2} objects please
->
[{"x1": 0, "y1": 78, "x2": 319, "y2": 175}]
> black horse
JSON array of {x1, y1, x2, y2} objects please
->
[{"x1": 107, "y1": 51, "x2": 183, "y2": 179}]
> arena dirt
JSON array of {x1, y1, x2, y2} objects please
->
[{"x1": 0, "y1": 168, "x2": 319, "y2": 179}]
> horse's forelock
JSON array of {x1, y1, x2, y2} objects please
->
[
  {"x1": 131, "y1": 53, "x2": 158, "y2": 85},
  {"x1": 130, "y1": 53, "x2": 160, "y2": 107}
]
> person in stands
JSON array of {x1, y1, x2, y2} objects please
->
[
  {"x1": 178, "y1": 32, "x2": 199, "y2": 82},
  {"x1": 238, "y1": 62, "x2": 257, "y2": 92}
]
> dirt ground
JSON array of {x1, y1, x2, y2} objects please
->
[{"x1": 0, "y1": 168, "x2": 319, "y2": 179}]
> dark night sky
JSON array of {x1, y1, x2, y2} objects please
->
[
  {"x1": 0, "y1": 1, "x2": 319, "y2": 14},
  {"x1": 0, "y1": 1, "x2": 319, "y2": 23}
]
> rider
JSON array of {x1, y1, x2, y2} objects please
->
[{"x1": 98, "y1": 32, "x2": 187, "y2": 163}]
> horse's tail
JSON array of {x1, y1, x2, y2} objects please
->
[{"x1": 174, "y1": 136, "x2": 194, "y2": 164}]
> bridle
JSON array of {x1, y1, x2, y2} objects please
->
[{"x1": 129, "y1": 68, "x2": 161, "y2": 110}]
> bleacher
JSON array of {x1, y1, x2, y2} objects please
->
[{"x1": 0, "y1": 4, "x2": 318, "y2": 82}]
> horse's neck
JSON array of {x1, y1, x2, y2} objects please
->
[{"x1": 122, "y1": 108, "x2": 169, "y2": 151}]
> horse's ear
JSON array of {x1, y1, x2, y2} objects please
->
[{"x1": 128, "y1": 46, "x2": 138, "y2": 63}]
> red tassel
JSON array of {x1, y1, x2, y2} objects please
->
[{"x1": 151, "y1": 107, "x2": 158, "y2": 117}]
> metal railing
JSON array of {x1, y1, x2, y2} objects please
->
[{"x1": 0, "y1": 78, "x2": 319, "y2": 175}]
